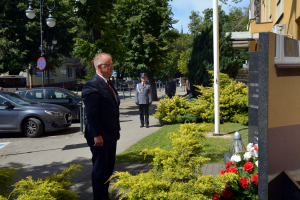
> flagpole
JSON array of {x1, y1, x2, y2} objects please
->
[{"x1": 213, "y1": 0, "x2": 220, "y2": 135}]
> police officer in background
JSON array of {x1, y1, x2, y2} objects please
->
[
  {"x1": 135, "y1": 73, "x2": 152, "y2": 128},
  {"x1": 165, "y1": 75, "x2": 176, "y2": 98}
]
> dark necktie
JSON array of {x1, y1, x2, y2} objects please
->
[{"x1": 107, "y1": 80, "x2": 117, "y2": 101}]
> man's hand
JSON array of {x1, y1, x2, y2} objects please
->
[
  {"x1": 117, "y1": 132, "x2": 120, "y2": 140},
  {"x1": 94, "y1": 135, "x2": 104, "y2": 147},
  {"x1": 136, "y1": 103, "x2": 138, "y2": 105}
]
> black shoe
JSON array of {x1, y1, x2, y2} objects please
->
[
  {"x1": 140, "y1": 125, "x2": 144, "y2": 128},
  {"x1": 146, "y1": 124, "x2": 149, "y2": 128}
]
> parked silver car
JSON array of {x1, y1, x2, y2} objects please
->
[{"x1": 0, "y1": 92, "x2": 72, "y2": 138}]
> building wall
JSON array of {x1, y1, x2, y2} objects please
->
[
  {"x1": 250, "y1": 0, "x2": 300, "y2": 40},
  {"x1": 28, "y1": 57, "x2": 78, "y2": 88}
]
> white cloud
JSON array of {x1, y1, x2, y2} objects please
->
[{"x1": 169, "y1": 0, "x2": 249, "y2": 33}]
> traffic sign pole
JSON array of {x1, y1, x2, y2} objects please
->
[{"x1": 37, "y1": 57, "x2": 46, "y2": 88}]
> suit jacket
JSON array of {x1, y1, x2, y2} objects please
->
[
  {"x1": 82, "y1": 75, "x2": 120, "y2": 141},
  {"x1": 165, "y1": 80, "x2": 176, "y2": 95},
  {"x1": 135, "y1": 83, "x2": 152, "y2": 104}
]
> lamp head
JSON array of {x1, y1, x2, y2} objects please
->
[
  {"x1": 52, "y1": 35, "x2": 57, "y2": 45},
  {"x1": 25, "y1": 0, "x2": 35, "y2": 19},
  {"x1": 46, "y1": 10, "x2": 56, "y2": 27}
]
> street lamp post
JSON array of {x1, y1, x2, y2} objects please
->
[{"x1": 26, "y1": 0, "x2": 57, "y2": 88}]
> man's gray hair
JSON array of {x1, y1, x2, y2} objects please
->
[{"x1": 93, "y1": 53, "x2": 112, "y2": 70}]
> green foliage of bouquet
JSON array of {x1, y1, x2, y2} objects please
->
[
  {"x1": 0, "y1": 164, "x2": 83, "y2": 200},
  {"x1": 110, "y1": 123, "x2": 240, "y2": 200}
]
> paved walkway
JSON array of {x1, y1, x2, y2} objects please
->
[{"x1": 0, "y1": 86, "x2": 222, "y2": 199}]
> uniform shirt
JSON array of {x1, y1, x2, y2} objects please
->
[{"x1": 135, "y1": 82, "x2": 152, "y2": 104}]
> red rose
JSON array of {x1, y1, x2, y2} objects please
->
[
  {"x1": 226, "y1": 161, "x2": 233, "y2": 169},
  {"x1": 213, "y1": 193, "x2": 220, "y2": 200},
  {"x1": 220, "y1": 169, "x2": 227, "y2": 175},
  {"x1": 228, "y1": 166, "x2": 238, "y2": 174},
  {"x1": 254, "y1": 144, "x2": 258, "y2": 151},
  {"x1": 243, "y1": 162, "x2": 254, "y2": 172},
  {"x1": 222, "y1": 189, "x2": 233, "y2": 199},
  {"x1": 239, "y1": 177, "x2": 249, "y2": 188},
  {"x1": 251, "y1": 174, "x2": 258, "y2": 185}
]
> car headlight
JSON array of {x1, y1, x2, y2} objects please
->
[{"x1": 45, "y1": 110, "x2": 64, "y2": 117}]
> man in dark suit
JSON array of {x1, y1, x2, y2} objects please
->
[
  {"x1": 135, "y1": 73, "x2": 152, "y2": 128},
  {"x1": 82, "y1": 53, "x2": 120, "y2": 200},
  {"x1": 165, "y1": 75, "x2": 176, "y2": 98}
]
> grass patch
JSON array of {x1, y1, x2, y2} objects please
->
[{"x1": 116, "y1": 122, "x2": 248, "y2": 164}]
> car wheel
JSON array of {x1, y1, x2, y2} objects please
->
[{"x1": 23, "y1": 118, "x2": 43, "y2": 138}]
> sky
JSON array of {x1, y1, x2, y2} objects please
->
[{"x1": 169, "y1": 0, "x2": 249, "y2": 33}]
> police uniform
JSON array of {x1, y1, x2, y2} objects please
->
[
  {"x1": 165, "y1": 76, "x2": 176, "y2": 98},
  {"x1": 135, "y1": 74, "x2": 152, "y2": 128}
]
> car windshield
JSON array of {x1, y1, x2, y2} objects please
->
[
  {"x1": 60, "y1": 89, "x2": 81, "y2": 99},
  {"x1": 1, "y1": 93, "x2": 37, "y2": 105}
]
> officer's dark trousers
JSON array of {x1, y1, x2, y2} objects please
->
[
  {"x1": 139, "y1": 104, "x2": 149, "y2": 126},
  {"x1": 86, "y1": 138, "x2": 117, "y2": 200}
]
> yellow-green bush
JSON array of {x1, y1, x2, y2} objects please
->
[
  {"x1": 153, "y1": 95, "x2": 190, "y2": 124},
  {"x1": 191, "y1": 79, "x2": 248, "y2": 125},
  {"x1": 0, "y1": 164, "x2": 82, "y2": 200},
  {"x1": 110, "y1": 123, "x2": 239, "y2": 199}
]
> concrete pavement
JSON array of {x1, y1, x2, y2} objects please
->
[{"x1": 0, "y1": 86, "x2": 222, "y2": 199}]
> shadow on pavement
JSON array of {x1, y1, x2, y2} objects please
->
[{"x1": 5, "y1": 158, "x2": 152, "y2": 200}]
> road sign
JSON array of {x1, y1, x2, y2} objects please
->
[
  {"x1": 37, "y1": 57, "x2": 46, "y2": 70},
  {"x1": 61, "y1": 70, "x2": 66, "y2": 75}
]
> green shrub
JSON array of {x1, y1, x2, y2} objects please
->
[
  {"x1": 233, "y1": 113, "x2": 248, "y2": 126},
  {"x1": 177, "y1": 114, "x2": 199, "y2": 123},
  {"x1": 110, "y1": 123, "x2": 239, "y2": 199},
  {"x1": 153, "y1": 95, "x2": 190, "y2": 124},
  {"x1": 0, "y1": 166, "x2": 22, "y2": 198},
  {"x1": 190, "y1": 74, "x2": 248, "y2": 124},
  {"x1": 0, "y1": 164, "x2": 83, "y2": 200}
]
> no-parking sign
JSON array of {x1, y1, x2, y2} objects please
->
[{"x1": 37, "y1": 57, "x2": 46, "y2": 70}]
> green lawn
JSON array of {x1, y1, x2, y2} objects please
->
[{"x1": 116, "y1": 122, "x2": 248, "y2": 164}]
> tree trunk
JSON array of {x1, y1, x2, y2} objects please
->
[
  {"x1": 93, "y1": 29, "x2": 101, "y2": 42},
  {"x1": 147, "y1": 69, "x2": 158, "y2": 101}
]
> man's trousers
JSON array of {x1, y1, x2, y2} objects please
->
[
  {"x1": 86, "y1": 138, "x2": 117, "y2": 200},
  {"x1": 139, "y1": 104, "x2": 149, "y2": 126}
]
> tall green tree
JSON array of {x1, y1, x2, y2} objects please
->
[
  {"x1": 223, "y1": 6, "x2": 249, "y2": 32},
  {"x1": 70, "y1": 0, "x2": 128, "y2": 80},
  {"x1": 116, "y1": 0, "x2": 179, "y2": 100},
  {"x1": 187, "y1": 25, "x2": 239, "y2": 96},
  {"x1": 0, "y1": 0, "x2": 78, "y2": 74},
  {"x1": 178, "y1": 51, "x2": 188, "y2": 75}
]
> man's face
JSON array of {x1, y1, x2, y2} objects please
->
[
  {"x1": 141, "y1": 77, "x2": 147, "y2": 83},
  {"x1": 98, "y1": 55, "x2": 113, "y2": 78},
  {"x1": 168, "y1": 77, "x2": 172, "y2": 81}
]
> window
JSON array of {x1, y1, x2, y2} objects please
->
[
  {"x1": 275, "y1": 34, "x2": 300, "y2": 67},
  {"x1": 275, "y1": 0, "x2": 284, "y2": 24},
  {"x1": 15, "y1": 91, "x2": 26, "y2": 96},
  {"x1": 0, "y1": 97, "x2": 6, "y2": 106},
  {"x1": 45, "y1": 70, "x2": 55, "y2": 79},
  {"x1": 25, "y1": 90, "x2": 44, "y2": 99},
  {"x1": 46, "y1": 89, "x2": 67, "y2": 99},
  {"x1": 66, "y1": 67, "x2": 74, "y2": 78}
]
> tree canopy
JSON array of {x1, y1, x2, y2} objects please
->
[
  {"x1": 115, "y1": 0, "x2": 179, "y2": 100},
  {"x1": 0, "y1": 0, "x2": 78, "y2": 74}
]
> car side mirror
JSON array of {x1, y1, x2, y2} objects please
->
[
  {"x1": 4, "y1": 101, "x2": 14, "y2": 108},
  {"x1": 66, "y1": 96, "x2": 72, "y2": 101}
]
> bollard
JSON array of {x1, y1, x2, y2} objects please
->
[
  {"x1": 159, "y1": 83, "x2": 161, "y2": 92},
  {"x1": 82, "y1": 102, "x2": 85, "y2": 129},
  {"x1": 129, "y1": 86, "x2": 131, "y2": 98},
  {"x1": 123, "y1": 86, "x2": 125, "y2": 100},
  {"x1": 79, "y1": 101, "x2": 84, "y2": 134}
]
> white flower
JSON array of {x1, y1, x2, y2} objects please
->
[
  {"x1": 255, "y1": 160, "x2": 258, "y2": 167},
  {"x1": 231, "y1": 154, "x2": 241, "y2": 162},
  {"x1": 247, "y1": 143, "x2": 254, "y2": 152},
  {"x1": 244, "y1": 152, "x2": 252, "y2": 160}
]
